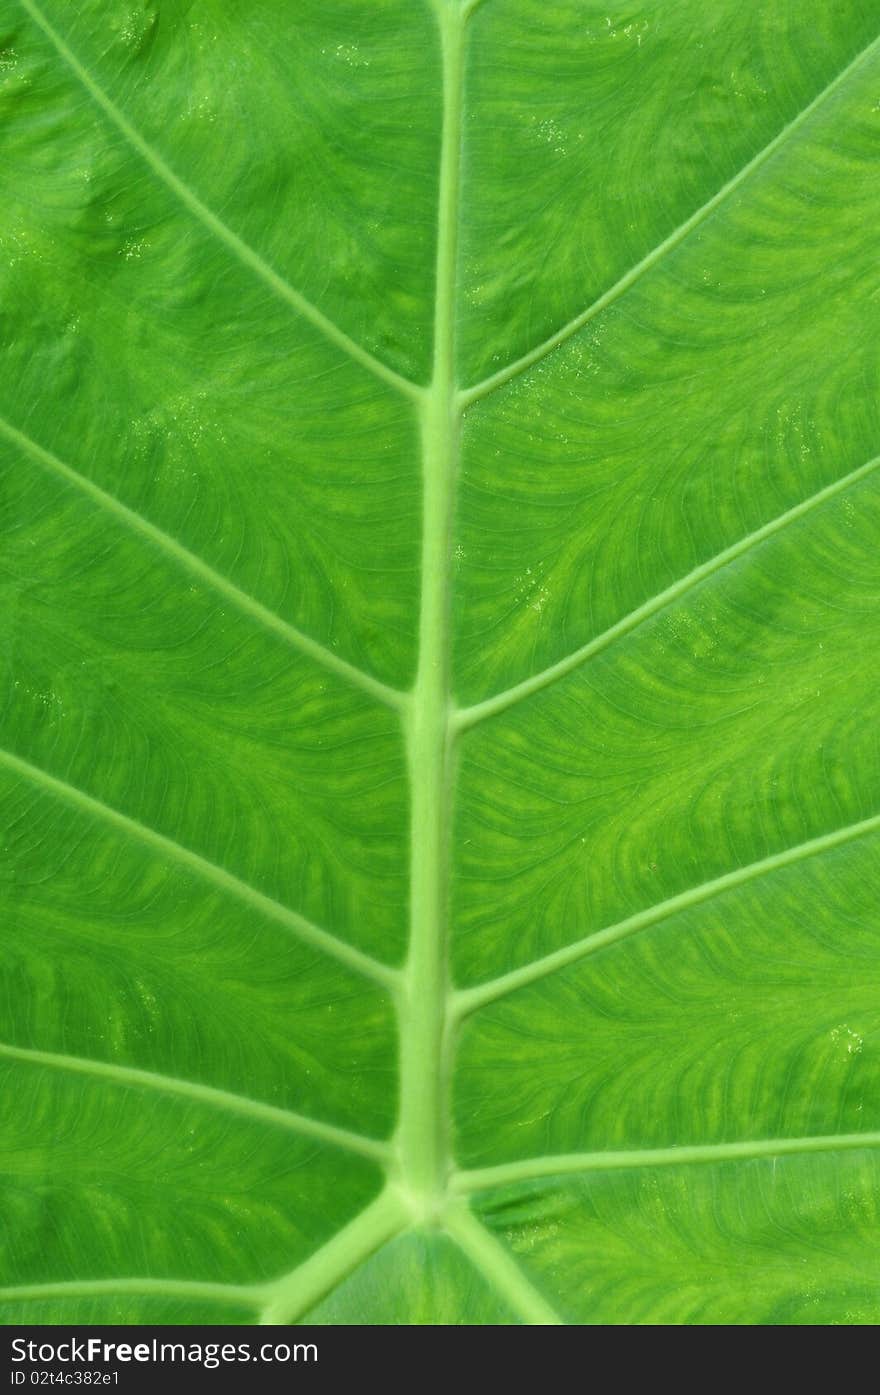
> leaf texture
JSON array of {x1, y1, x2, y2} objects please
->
[{"x1": 1, "y1": 0, "x2": 880, "y2": 1325}]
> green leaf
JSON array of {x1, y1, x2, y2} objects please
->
[{"x1": 2, "y1": 0, "x2": 879, "y2": 1326}]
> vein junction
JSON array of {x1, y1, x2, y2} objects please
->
[
  {"x1": 10, "y1": 0, "x2": 880, "y2": 1329},
  {"x1": 0, "y1": 1041, "x2": 390, "y2": 1162},
  {"x1": 14, "y1": 0, "x2": 880, "y2": 736},
  {"x1": 0, "y1": 415, "x2": 403, "y2": 714}
]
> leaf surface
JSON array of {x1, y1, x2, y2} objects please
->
[{"x1": 2, "y1": 0, "x2": 880, "y2": 1325}]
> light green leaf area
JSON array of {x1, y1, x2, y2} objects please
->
[{"x1": 1, "y1": 0, "x2": 879, "y2": 1326}]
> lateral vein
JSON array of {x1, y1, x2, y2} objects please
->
[
  {"x1": 453, "y1": 1131, "x2": 880, "y2": 1192},
  {"x1": 0, "y1": 1041, "x2": 390, "y2": 1162},
  {"x1": 455, "y1": 449, "x2": 880, "y2": 730},
  {"x1": 444, "y1": 1205, "x2": 563, "y2": 1324},
  {"x1": 0, "y1": 746, "x2": 399, "y2": 990},
  {"x1": 258, "y1": 1191, "x2": 408, "y2": 1323},
  {"x1": 0, "y1": 1277, "x2": 262, "y2": 1306},
  {"x1": 454, "y1": 809, "x2": 880, "y2": 1015},
  {"x1": 17, "y1": 0, "x2": 422, "y2": 404},
  {"x1": 0, "y1": 414, "x2": 404, "y2": 713},
  {"x1": 460, "y1": 29, "x2": 880, "y2": 406}
]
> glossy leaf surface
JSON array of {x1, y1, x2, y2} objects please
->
[{"x1": 1, "y1": 0, "x2": 880, "y2": 1325}]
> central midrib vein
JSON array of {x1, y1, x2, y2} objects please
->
[{"x1": 395, "y1": 2, "x2": 464, "y2": 1208}]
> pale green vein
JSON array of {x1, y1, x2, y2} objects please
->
[
  {"x1": 0, "y1": 1277, "x2": 261, "y2": 1308},
  {"x1": 17, "y1": 0, "x2": 422, "y2": 404},
  {"x1": 444, "y1": 1205, "x2": 563, "y2": 1324},
  {"x1": 395, "y1": 0, "x2": 464, "y2": 1203},
  {"x1": 259, "y1": 1190, "x2": 408, "y2": 1323},
  {"x1": 453, "y1": 809, "x2": 880, "y2": 1016},
  {"x1": 0, "y1": 746, "x2": 399, "y2": 990},
  {"x1": 0, "y1": 1041, "x2": 390, "y2": 1162},
  {"x1": 459, "y1": 29, "x2": 880, "y2": 406},
  {"x1": 453, "y1": 1131, "x2": 880, "y2": 1193},
  {"x1": 1, "y1": 1198, "x2": 410, "y2": 1321},
  {"x1": 0, "y1": 415, "x2": 404, "y2": 714},
  {"x1": 455, "y1": 449, "x2": 880, "y2": 731}
]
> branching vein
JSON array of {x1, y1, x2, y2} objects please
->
[
  {"x1": 460, "y1": 29, "x2": 880, "y2": 406},
  {"x1": 9, "y1": 0, "x2": 877, "y2": 1331},
  {"x1": 0, "y1": 1041, "x2": 389, "y2": 1162},
  {"x1": 0, "y1": 1278, "x2": 262, "y2": 1307},
  {"x1": 455, "y1": 449, "x2": 880, "y2": 730},
  {"x1": 0, "y1": 746, "x2": 398, "y2": 990},
  {"x1": 444, "y1": 1205, "x2": 563, "y2": 1323},
  {"x1": 454, "y1": 809, "x2": 880, "y2": 1016},
  {"x1": 0, "y1": 415, "x2": 405, "y2": 713},
  {"x1": 258, "y1": 1190, "x2": 408, "y2": 1323},
  {"x1": 17, "y1": 0, "x2": 423, "y2": 404},
  {"x1": 453, "y1": 1131, "x2": 880, "y2": 1192},
  {"x1": 1, "y1": 1195, "x2": 409, "y2": 1321}
]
